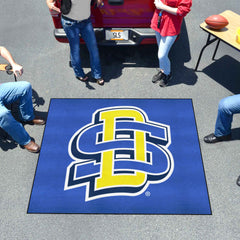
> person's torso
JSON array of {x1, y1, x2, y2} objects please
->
[
  {"x1": 63, "y1": 0, "x2": 91, "y2": 21},
  {"x1": 151, "y1": 0, "x2": 190, "y2": 36}
]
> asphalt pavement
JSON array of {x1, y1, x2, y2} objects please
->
[{"x1": 0, "y1": 0, "x2": 240, "y2": 239}]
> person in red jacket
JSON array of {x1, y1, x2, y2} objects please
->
[{"x1": 151, "y1": 0, "x2": 192, "y2": 87}]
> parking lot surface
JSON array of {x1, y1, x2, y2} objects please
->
[{"x1": 0, "y1": 1, "x2": 240, "y2": 239}]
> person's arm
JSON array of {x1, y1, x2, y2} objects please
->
[
  {"x1": 154, "y1": 0, "x2": 178, "y2": 15},
  {"x1": 0, "y1": 46, "x2": 23, "y2": 76},
  {"x1": 154, "y1": 0, "x2": 192, "y2": 17},
  {"x1": 46, "y1": 0, "x2": 61, "y2": 13}
]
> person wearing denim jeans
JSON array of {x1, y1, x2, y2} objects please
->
[
  {"x1": 155, "y1": 32, "x2": 177, "y2": 77},
  {"x1": 46, "y1": 0, "x2": 104, "y2": 85},
  {"x1": 0, "y1": 46, "x2": 45, "y2": 153},
  {"x1": 151, "y1": 0, "x2": 192, "y2": 87},
  {"x1": 204, "y1": 94, "x2": 240, "y2": 143},
  {"x1": 204, "y1": 94, "x2": 240, "y2": 186}
]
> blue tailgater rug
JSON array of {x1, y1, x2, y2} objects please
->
[{"x1": 28, "y1": 99, "x2": 211, "y2": 214}]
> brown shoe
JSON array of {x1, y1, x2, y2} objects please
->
[
  {"x1": 26, "y1": 117, "x2": 46, "y2": 125},
  {"x1": 24, "y1": 141, "x2": 40, "y2": 153}
]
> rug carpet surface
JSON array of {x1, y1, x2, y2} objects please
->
[{"x1": 28, "y1": 99, "x2": 211, "y2": 214}]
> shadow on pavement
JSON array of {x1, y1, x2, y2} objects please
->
[
  {"x1": 202, "y1": 55, "x2": 240, "y2": 94},
  {"x1": 231, "y1": 127, "x2": 240, "y2": 141},
  {"x1": 168, "y1": 20, "x2": 198, "y2": 86}
]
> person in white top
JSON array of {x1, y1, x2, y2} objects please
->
[{"x1": 46, "y1": 0, "x2": 104, "y2": 85}]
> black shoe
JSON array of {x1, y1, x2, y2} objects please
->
[
  {"x1": 152, "y1": 70, "x2": 163, "y2": 83},
  {"x1": 204, "y1": 133, "x2": 232, "y2": 143},
  {"x1": 159, "y1": 73, "x2": 172, "y2": 87},
  {"x1": 236, "y1": 175, "x2": 240, "y2": 186}
]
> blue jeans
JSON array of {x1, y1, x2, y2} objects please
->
[
  {"x1": 215, "y1": 94, "x2": 240, "y2": 137},
  {"x1": 0, "y1": 81, "x2": 34, "y2": 145},
  {"x1": 155, "y1": 31, "x2": 177, "y2": 75},
  {"x1": 61, "y1": 16, "x2": 102, "y2": 79}
]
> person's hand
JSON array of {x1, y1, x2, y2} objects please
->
[
  {"x1": 154, "y1": 0, "x2": 165, "y2": 11},
  {"x1": 46, "y1": 0, "x2": 61, "y2": 13},
  {"x1": 12, "y1": 63, "x2": 23, "y2": 77},
  {"x1": 96, "y1": 0, "x2": 104, "y2": 7}
]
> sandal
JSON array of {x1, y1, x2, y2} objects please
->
[
  {"x1": 96, "y1": 78, "x2": 104, "y2": 86},
  {"x1": 76, "y1": 76, "x2": 88, "y2": 82}
]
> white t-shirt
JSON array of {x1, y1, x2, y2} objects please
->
[{"x1": 63, "y1": 0, "x2": 91, "y2": 21}]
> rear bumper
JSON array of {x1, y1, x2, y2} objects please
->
[{"x1": 54, "y1": 28, "x2": 156, "y2": 45}]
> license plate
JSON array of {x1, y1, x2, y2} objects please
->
[{"x1": 105, "y1": 30, "x2": 129, "y2": 40}]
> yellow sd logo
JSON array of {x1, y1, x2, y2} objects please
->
[{"x1": 65, "y1": 106, "x2": 174, "y2": 201}]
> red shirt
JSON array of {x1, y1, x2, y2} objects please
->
[{"x1": 151, "y1": 0, "x2": 192, "y2": 36}]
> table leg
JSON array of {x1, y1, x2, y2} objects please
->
[
  {"x1": 212, "y1": 39, "x2": 220, "y2": 60},
  {"x1": 195, "y1": 33, "x2": 218, "y2": 71}
]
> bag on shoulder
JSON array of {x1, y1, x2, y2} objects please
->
[{"x1": 61, "y1": 0, "x2": 72, "y2": 15}]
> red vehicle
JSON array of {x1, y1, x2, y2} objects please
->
[{"x1": 49, "y1": 0, "x2": 156, "y2": 45}]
